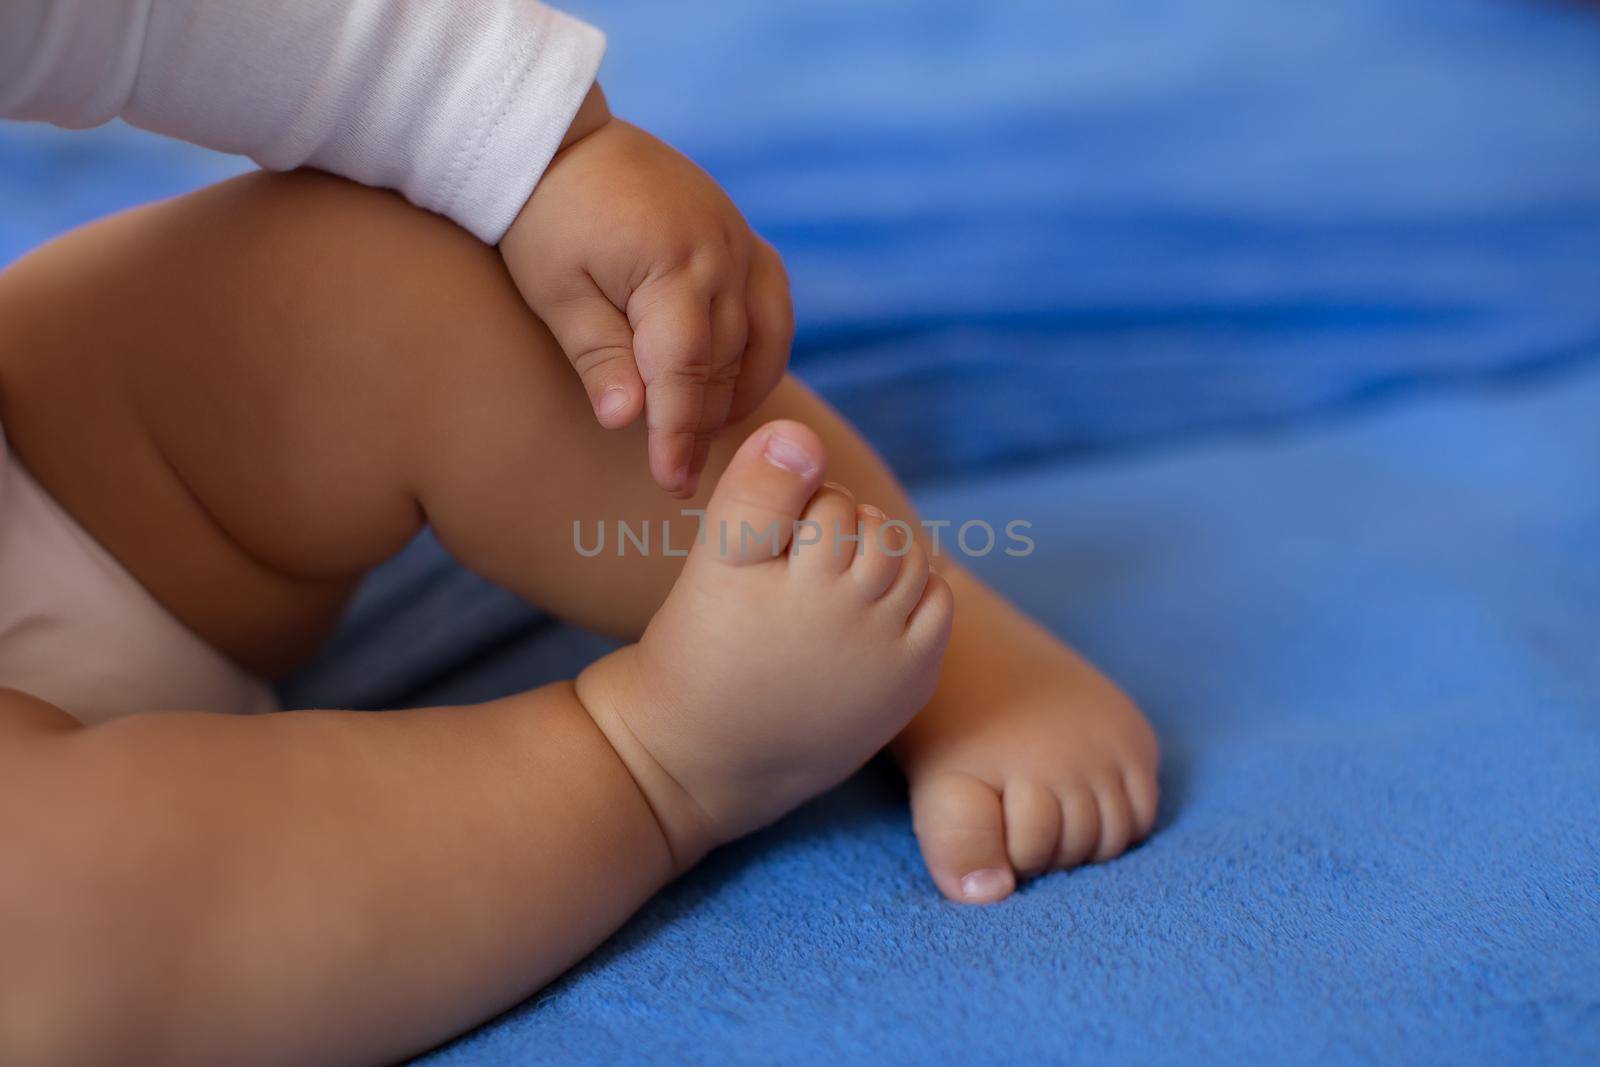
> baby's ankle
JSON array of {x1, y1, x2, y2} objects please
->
[{"x1": 574, "y1": 646, "x2": 719, "y2": 874}]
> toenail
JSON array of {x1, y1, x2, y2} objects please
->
[
  {"x1": 960, "y1": 868, "x2": 1013, "y2": 902},
  {"x1": 762, "y1": 431, "x2": 819, "y2": 477}
]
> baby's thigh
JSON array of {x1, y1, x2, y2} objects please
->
[
  {"x1": 0, "y1": 173, "x2": 413, "y2": 677},
  {"x1": 0, "y1": 169, "x2": 597, "y2": 677},
  {"x1": 0, "y1": 429, "x2": 279, "y2": 722}
]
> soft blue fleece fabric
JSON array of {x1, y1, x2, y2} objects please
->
[
  {"x1": 400, "y1": 364, "x2": 1600, "y2": 1065},
  {"x1": 4, "y1": 0, "x2": 1598, "y2": 483}
]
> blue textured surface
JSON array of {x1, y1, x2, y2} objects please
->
[
  {"x1": 3, "y1": 0, "x2": 1598, "y2": 1061},
  {"x1": 411, "y1": 363, "x2": 1600, "y2": 1066},
  {"x1": 4, "y1": 0, "x2": 1599, "y2": 482}
]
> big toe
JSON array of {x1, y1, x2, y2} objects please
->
[
  {"x1": 700, "y1": 420, "x2": 827, "y2": 565},
  {"x1": 910, "y1": 771, "x2": 1017, "y2": 904}
]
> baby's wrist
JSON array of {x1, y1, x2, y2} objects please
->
[{"x1": 557, "y1": 81, "x2": 613, "y2": 153}]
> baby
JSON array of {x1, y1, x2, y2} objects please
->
[{"x1": 0, "y1": 2, "x2": 1159, "y2": 1063}]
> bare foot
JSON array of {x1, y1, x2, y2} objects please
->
[
  {"x1": 577, "y1": 420, "x2": 955, "y2": 869},
  {"x1": 893, "y1": 571, "x2": 1161, "y2": 904}
]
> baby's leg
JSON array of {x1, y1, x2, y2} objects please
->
[
  {"x1": 0, "y1": 176, "x2": 949, "y2": 1062},
  {"x1": 4, "y1": 167, "x2": 1151, "y2": 916},
  {"x1": 0, "y1": 671, "x2": 664, "y2": 1065},
  {"x1": 0, "y1": 431, "x2": 945, "y2": 1064}
]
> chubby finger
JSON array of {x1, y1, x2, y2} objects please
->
[
  {"x1": 692, "y1": 288, "x2": 749, "y2": 487},
  {"x1": 630, "y1": 277, "x2": 714, "y2": 495},
  {"x1": 729, "y1": 239, "x2": 795, "y2": 423},
  {"x1": 537, "y1": 277, "x2": 645, "y2": 429}
]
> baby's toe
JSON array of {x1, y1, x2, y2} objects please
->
[
  {"x1": 793, "y1": 482, "x2": 859, "y2": 574},
  {"x1": 1090, "y1": 778, "x2": 1135, "y2": 863},
  {"x1": 849, "y1": 504, "x2": 902, "y2": 599},
  {"x1": 697, "y1": 420, "x2": 825, "y2": 565},
  {"x1": 904, "y1": 569, "x2": 954, "y2": 651},
  {"x1": 1124, "y1": 765, "x2": 1160, "y2": 842},
  {"x1": 910, "y1": 771, "x2": 1016, "y2": 904},
  {"x1": 1002, "y1": 779, "x2": 1061, "y2": 878},
  {"x1": 881, "y1": 536, "x2": 932, "y2": 622},
  {"x1": 1055, "y1": 782, "x2": 1101, "y2": 869}
]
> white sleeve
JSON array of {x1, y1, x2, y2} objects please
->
[{"x1": 0, "y1": 0, "x2": 605, "y2": 243}]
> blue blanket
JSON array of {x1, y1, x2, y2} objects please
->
[
  {"x1": 2, "y1": 0, "x2": 1597, "y2": 1061},
  {"x1": 418, "y1": 360, "x2": 1600, "y2": 1066},
  {"x1": 575, "y1": 0, "x2": 1600, "y2": 481},
  {"x1": 5, "y1": 0, "x2": 1598, "y2": 482}
]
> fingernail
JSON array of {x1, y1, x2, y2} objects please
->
[
  {"x1": 597, "y1": 389, "x2": 630, "y2": 422},
  {"x1": 960, "y1": 868, "x2": 1013, "y2": 902},
  {"x1": 861, "y1": 504, "x2": 886, "y2": 519},
  {"x1": 762, "y1": 431, "x2": 819, "y2": 477}
]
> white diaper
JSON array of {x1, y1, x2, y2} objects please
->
[{"x1": 0, "y1": 421, "x2": 279, "y2": 725}]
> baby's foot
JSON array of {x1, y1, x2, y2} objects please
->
[
  {"x1": 577, "y1": 420, "x2": 954, "y2": 868},
  {"x1": 893, "y1": 574, "x2": 1160, "y2": 903}
]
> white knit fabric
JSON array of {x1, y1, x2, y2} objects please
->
[
  {"x1": 0, "y1": 421, "x2": 281, "y2": 724},
  {"x1": 0, "y1": 0, "x2": 605, "y2": 243}
]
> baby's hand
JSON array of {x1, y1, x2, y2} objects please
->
[{"x1": 501, "y1": 86, "x2": 794, "y2": 496}]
